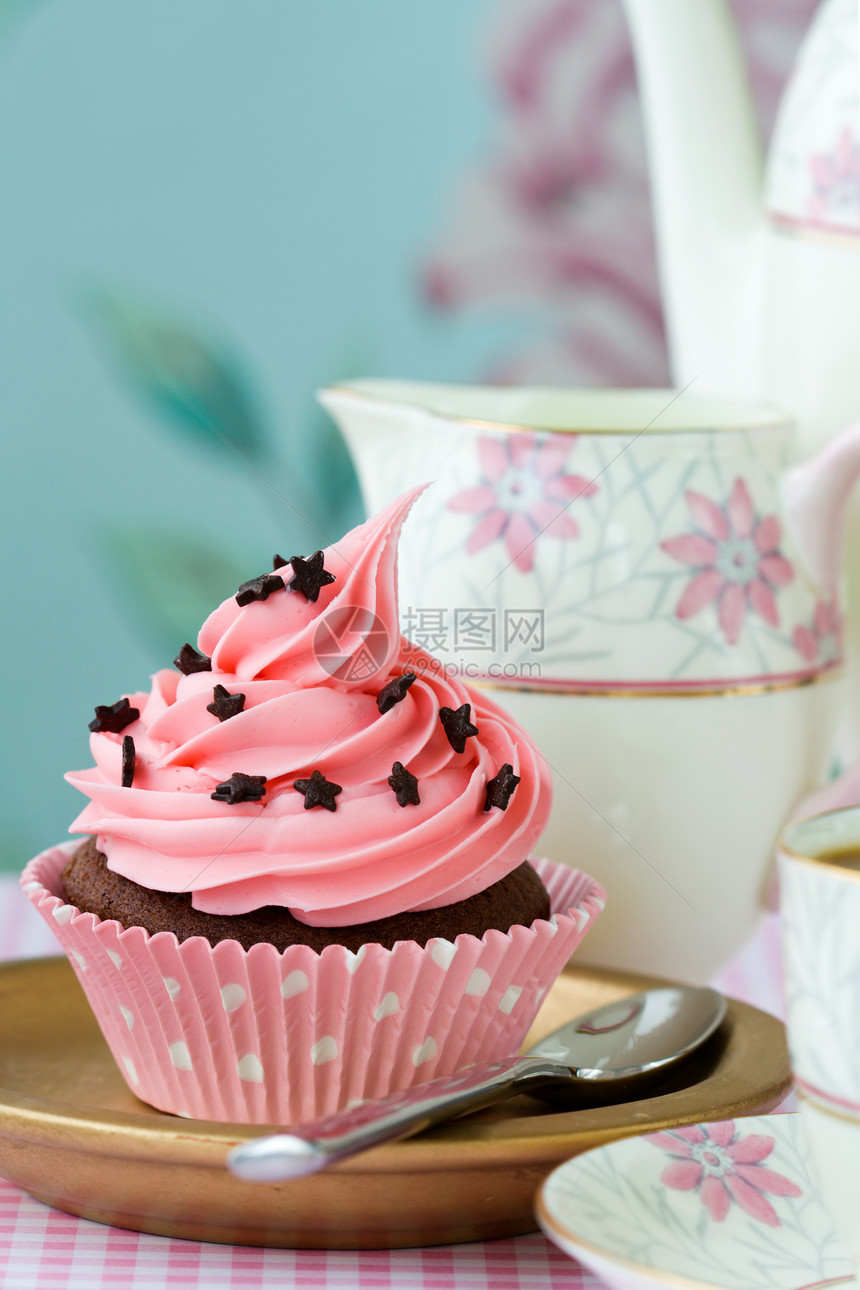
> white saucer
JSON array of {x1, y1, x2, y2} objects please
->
[{"x1": 537, "y1": 1113, "x2": 856, "y2": 1290}]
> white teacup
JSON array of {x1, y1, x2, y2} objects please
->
[{"x1": 779, "y1": 808, "x2": 860, "y2": 1278}]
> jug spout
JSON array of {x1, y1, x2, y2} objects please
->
[
  {"x1": 784, "y1": 423, "x2": 860, "y2": 592},
  {"x1": 318, "y1": 381, "x2": 422, "y2": 497},
  {"x1": 620, "y1": 0, "x2": 766, "y2": 396}
]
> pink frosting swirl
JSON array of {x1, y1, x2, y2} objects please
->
[{"x1": 66, "y1": 487, "x2": 552, "y2": 925}]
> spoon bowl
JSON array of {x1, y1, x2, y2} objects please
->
[{"x1": 228, "y1": 985, "x2": 726, "y2": 1183}]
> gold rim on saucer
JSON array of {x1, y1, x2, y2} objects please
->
[{"x1": 0, "y1": 956, "x2": 791, "y2": 1250}]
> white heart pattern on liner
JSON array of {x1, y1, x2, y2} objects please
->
[
  {"x1": 220, "y1": 983, "x2": 246, "y2": 1013},
  {"x1": 373, "y1": 992, "x2": 400, "y2": 1021},
  {"x1": 412, "y1": 1037, "x2": 438, "y2": 1066},
  {"x1": 311, "y1": 1036, "x2": 338, "y2": 1066},
  {"x1": 168, "y1": 1042, "x2": 192, "y2": 1070},
  {"x1": 498, "y1": 986, "x2": 523, "y2": 1014},
  {"x1": 281, "y1": 969, "x2": 309, "y2": 999},
  {"x1": 465, "y1": 968, "x2": 491, "y2": 997},
  {"x1": 237, "y1": 1053, "x2": 264, "y2": 1083},
  {"x1": 430, "y1": 940, "x2": 457, "y2": 969}
]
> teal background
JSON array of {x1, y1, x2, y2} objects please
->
[{"x1": 1, "y1": 1, "x2": 527, "y2": 868}]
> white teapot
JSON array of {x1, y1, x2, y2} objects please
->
[
  {"x1": 322, "y1": 380, "x2": 860, "y2": 980},
  {"x1": 622, "y1": 0, "x2": 860, "y2": 758}
]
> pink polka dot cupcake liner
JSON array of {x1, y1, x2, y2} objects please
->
[{"x1": 21, "y1": 844, "x2": 605, "y2": 1125}]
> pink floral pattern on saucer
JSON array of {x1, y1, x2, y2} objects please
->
[
  {"x1": 538, "y1": 1113, "x2": 851, "y2": 1290},
  {"x1": 646, "y1": 1121, "x2": 802, "y2": 1227},
  {"x1": 446, "y1": 433, "x2": 597, "y2": 573},
  {"x1": 661, "y1": 479, "x2": 795, "y2": 646}
]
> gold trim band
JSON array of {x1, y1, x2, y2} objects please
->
[
  {"x1": 797, "y1": 1084, "x2": 860, "y2": 1127},
  {"x1": 321, "y1": 383, "x2": 789, "y2": 438},
  {"x1": 471, "y1": 668, "x2": 840, "y2": 700},
  {"x1": 779, "y1": 818, "x2": 860, "y2": 882},
  {"x1": 770, "y1": 213, "x2": 860, "y2": 249}
]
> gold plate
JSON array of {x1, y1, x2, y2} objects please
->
[{"x1": 0, "y1": 956, "x2": 791, "y2": 1250}]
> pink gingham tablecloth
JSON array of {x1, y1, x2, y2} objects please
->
[{"x1": 0, "y1": 875, "x2": 786, "y2": 1290}]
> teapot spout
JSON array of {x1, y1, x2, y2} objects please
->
[{"x1": 784, "y1": 423, "x2": 860, "y2": 592}]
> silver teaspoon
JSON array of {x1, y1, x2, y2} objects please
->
[{"x1": 227, "y1": 985, "x2": 726, "y2": 1183}]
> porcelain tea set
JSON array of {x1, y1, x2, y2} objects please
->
[{"x1": 321, "y1": 0, "x2": 860, "y2": 991}]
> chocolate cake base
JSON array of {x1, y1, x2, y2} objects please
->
[{"x1": 63, "y1": 837, "x2": 551, "y2": 953}]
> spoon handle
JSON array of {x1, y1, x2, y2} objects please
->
[{"x1": 227, "y1": 1055, "x2": 570, "y2": 1182}]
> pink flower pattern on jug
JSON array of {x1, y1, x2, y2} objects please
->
[
  {"x1": 447, "y1": 433, "x2": 597, "y2": 573},
  {"x1": 646, "y1": 1122, "x2": 802, "y2": 1227},
  {"x1": 793, "y1": 597, "x2": 843, "y2": 666},
  {"x1": 661, "y1": 479, "x2": 795, "y2": 646}
]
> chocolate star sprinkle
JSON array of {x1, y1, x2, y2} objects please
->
[
  {"x1": 211, "y1": 772, "x2": 267, "y2": 804},
  {"x1": 89, "y1": 698, "x2": 140, "y2": 734},
  {"x1": 388, "y1": 761, "x2": 420, "y2": 807},
  {"x1": 483, "y1": 763, "x2": 521, "y2": 812},
  {"x1": 294, "y1": 769, "x2": 342, "y2": 811},
  {"x1": 272, "y1": 554, "x2": 288, "y2": 570},
  {"x1": 376, "y1": 672, "x2": 417, "y2": 714},
  {"x1": 235, "y1": 572, "x2": 285, "y2": 606},
  {"x1": 206, "y1": 684, "x2": 246, "y2": 722},
  {"x1": 439, "y1": 703, "x2": 479, "y2": 754},
  {"x1": 121, "y1": 735, "x2": 135, "y2": 788},
  {"x1": 174, "y1": 643, "x2": 212, "y2": 675},
  {"x1": 287, "y1": 551, "x2": 336, "y2": 603}
]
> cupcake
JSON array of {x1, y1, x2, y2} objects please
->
[{"x1": 22, "y1": 486, "x2": 604, "y2": 1124}]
